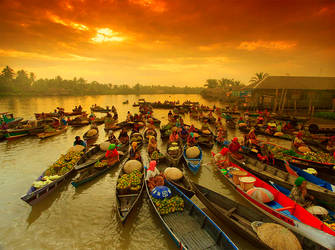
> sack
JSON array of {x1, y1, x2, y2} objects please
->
[
  {"x1": 100, "y1": 142, "x2": 111, "y2": 151},
  {"x1": 68, "y1": 145, "x2": 85, "y2": 153},
  {"x1": 186, "y1": 146, "x2": 200, "y2": 158},
  {"x1": 87, "y1": 129, "x2": 97, "y2": 137},
  {"x1": 164, "y1": 167, "x2": 183, "y2": 181},
  {"x1": 124, "y1": 160, "x2": 143, "y2": 174}
]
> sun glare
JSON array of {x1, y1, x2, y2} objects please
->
[{"x1": 91, "y1": 28, "x2": 125, "y2": 43}]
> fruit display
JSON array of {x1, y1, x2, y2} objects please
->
[
  {"x1": 33, "y1": 151, "x2": 83, "y2": 189},
  {"x1": 150, "y1": 150, "x2": 164, "y2": 160},
  {"x1": 152, "y1": 195, "x2": 184, "y2": 215},
  {"x1": 130, "y1": 134, "x2": 142, "y2": 143},
  {"x1": 94, "y1": 160, "x2": 108, "y2": 169},
  {"x1": 147, "y1": 175, "x2": 165, "y2": 191},
  {"x1": 117, "y1": 170, "x2": 143, "y2": 194}
]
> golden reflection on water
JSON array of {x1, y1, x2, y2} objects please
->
[{"x1": 0, "y1": 94, "x2": 291, "y2": 250}]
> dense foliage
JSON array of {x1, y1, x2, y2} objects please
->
[{"x1": 0, "y1": 66, "x2": 203, "y2": 96}]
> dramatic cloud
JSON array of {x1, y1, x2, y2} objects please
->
[{"x1": 0, "y1": 0, "x2": 334, "y2": 85}]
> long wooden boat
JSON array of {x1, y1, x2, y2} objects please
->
[
  {"x1": 216, "y1": 160, "x2": 335, "y2": 249},
  {"x1": 183, "y1": 144, "x2": 202, "y2": 174},
  {"x1": 83, "y1": 127, "x2": 99, "y2": 141},
  {"x1": 116, "y1": 157, "x2": 145, "y2": 223},
  {"x1": 230, "y1": 154, "x2": 335, "y2": 210},
  {"x1": 166, "y1": 141, "x2": 183, "y2": 167},
  {"x1": 191, "y1": 182, "x2": 328, "y2": 250},
  {"x1": 0, "y1": 112, "x2": 23, "y2": 128},
  {"x1": 21, "y1": 148, "x2": 86, "y2": 206},
  {"x1": 5, "y1": 126, "x2": 44, "y2": 139},
  {"x1": 143, "y1": 127, "x2": 157, "y2": 144},
  {"x1": 129, "y1": 132, "x2": 143, "y2": 149},
  {"x1": 145, "y1": 175, "x2": 238, "y2": 249},
  {"x1": 72, "y1": 148, "x2": 127, "y2": 188},
  {"x1": 90, "y1": 106, "x2": 112, "y2": 113},
  {"x1": 198, "y1": 128, "x2": 215, "y2": 148},
  {"x1": 68, "y1": 118, "x2": 90, "y2": 127},
  {"x1": 37, "y1": 126, "x2": 68, "y2": 139}
]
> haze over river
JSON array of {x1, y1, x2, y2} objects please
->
[{"x1": 0, "y1": 94, "x2": 290, "y2": 250}]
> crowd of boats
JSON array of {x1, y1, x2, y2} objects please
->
[{"x1": 3, "y1": 100, "x2": 335, "y2": 249}]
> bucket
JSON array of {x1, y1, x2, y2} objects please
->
[
  {"x1": 239, "y1": 176, "x2": 256, "y2": 191},
  {"x1": 230, "y1": 170, "x2": 247, "y2": 185}
]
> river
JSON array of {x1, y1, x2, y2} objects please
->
[{"x1": 0, "y1": 94, "x2": 291, "y2": 250}]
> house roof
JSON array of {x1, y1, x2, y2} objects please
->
[{"x1": 251, "y1": 76, "x2": 335, "y2": 90}]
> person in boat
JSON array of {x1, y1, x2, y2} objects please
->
[
  {"x1": 145, "y1": 160, "x2": 160, "y2": 181},
  {"x1": 78, "y1": 105, "x2": 82, "y2": 112},
  {"x1": 74, "y1": 136, "x2": 86, "y2": 147},
  {"x1": 179, "y1": 126, "x2": 188, "y2": 140},
  {"x1": 289, "y1": 177, "x2": 314, "y2": 208},
  {"x1": 247, "y1": 128, "x2": 257, "y2": 145},
  {"x1": 112, "y1": 105, "x2": 116, "y2": 113},
  {"x1": 105, "y1": 144, "x2": 119, "y2": 164},
  {"x1": 129, "y1": 141, "x2": 141, "y2": 160},
  {"x1": 292, "y1": 131, "x2": 308, "y2": 152},
  {"x1": 147, "y1": 136, "x2": 158, "y2": 155},
  {"x1": 118, "y1": 128, "x2": 129, "y2": 144},
  {"x1": 187, "y1": 132, "x2": 197, "y2": 147},
  {"x1": 326, "y1": 136, "x2": 335, "y2": 153},
  {"x1": 108, "y1": 131, "x2": 118, "y2": 144},
  {"x1": 126, "y1": 111, "x2": 132, "y2": 122},
  {"x1": 169, "y1": 127, "x2": 179, "y2": 143},
  {"x1": 213, "y1": 147, "x2": 229, "y2": 166},
  {"x1": 264, "y1": 125, "x2": 274, "y2": 135},
  {"x1": 256, "y1": 116, "x2": 264, "y2": 125},
  {"x1": 113, "y1": 112, "x2": 118, "y2": 120},
  {"x1": 147, "y1": 119, "x2": 155, "y2": 130},
  {"x1": 61, "y1": 117, "x2": 67, "y2": 126},
  {"x1": 215, "y1": 117, "x2": 222, "y2": 129},
  {"x1": 283, "y1": 121, "x2": 294, "y2": 131},
  {"x1": 229, "y1": 137, "x2": 243, "y2": 159},
  {"x1": 216, "y1": 127, "x2": 227, "y2": 143}
]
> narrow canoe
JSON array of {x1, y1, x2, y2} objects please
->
[
  {"x1": 143, "y1": 128, "x2": 157, "y2": 144},
  {"x1": 230, "y1": 154, "x2": 335, "y2": 211},
  {"x1": 37, "y1": 126, "x2": 68, "y2": 139},
  {"x1": 116, "y1": 157, "x2": 145, "y2": 223},
  {"x1": 4, "y1": 128, "x2": 30, "y2": 139},
  {"x1": 72, "y1": 149, "x2": 127, "y2": 188},
  {"x1": 216, "y1": 158, "x2": 335, "y2": 249},
  {"x1": 145, "y1": 176, "x2": 238, "y2": 249},
  {"x1": 21, "y1": 147, "x2": 86, "y2": 206},
  {"x1": 90, "y1": 106, "x2": 112, "y2": 113},
  {"x1": 183, "y1": 144, "x2": 202, "y2": 175},
  {"x1": 191, "y1": 182, "x2": 328, "y2": 250},
  {"x1": 83, "y1": 127, "x2": 99, "y2": 141},
  {"x1": 129, "y1": 132, "x2": 143, "y2": 149}
]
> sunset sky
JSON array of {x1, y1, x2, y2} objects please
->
[{"x1": 0, "y1": 0, "x2": 334, "y2": 86}]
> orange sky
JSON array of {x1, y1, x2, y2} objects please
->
[{"x1": 0, "y1": 0, "x2": 334, "y2": 86}]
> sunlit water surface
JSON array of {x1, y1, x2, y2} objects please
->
[{"x1": 0, "y1": 94, "x2": 291, "y2": 250}]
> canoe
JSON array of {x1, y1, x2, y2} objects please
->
[
  {"x1": 257, "y1": 141, "x2": 335, "y2": 184},
  {"x1": 72, "y1": 148, "x2": 127, "y2": 188},
  {"x1": 166, "y1": 141, "x2": 183, "y2": 167},
  {"x1": 183, "y1": 144, "x2": 202, "y2": 174},
  {"x1": 143, "y1": 128, "x2": 157, "y2": 143},
  {"x1": 83, "y1": 127, "x2": 99, "y2": 141},
  {"x1": 37, "y1": 126, "x2": 68, "y2": 139},
  {"x1": 122, "y1": 100, "x2": 129, "y2": 104},
  {"x1": 216, "y1": 160, "x2": 335, "y2": 249},
  {"x1": 104, "y1": 120, "x2": 126, "y2": 131},
  {"x1": 21, "y1": 147, "x2": 86, "y2": 206},
  {"x1": 191, "y1": 182, "x2": 328, "y2": 250},
  {"x1": 129, "y1": 132, "x2": 143, "y2": 149},
  {"x1": 116, "y1": 158, "x2": 145, "y2": 223},
  {"x1": 230, "y1": 154, "x2": 335, "y2": 210},
  {"x1": 145, "y1": 175, "x2": 238, "y2": 249},
  {"x1": 198, "y1": 128, "x2": 215, "y2": 148},
  {"x1": 200, "y1": 116, "x2": 216, "y2": 124},
  {"x1": 90, "y1": 106, "x2": 112, "y2": 113},
  {"x1": 68, "y1": 119, "x2": 90, "y2": 127},
  {"x1": 4, "y1": 128, "x2": 30, "y2": 139}
]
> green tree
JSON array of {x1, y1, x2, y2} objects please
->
[
  {"x1": 249, "y1": 72, "x2": 269, "y2": 84},
  {"x1": 15, "y1": 69, "x2": 31, "y2": 90},
  {"x1": 0, "y1": 66, "x2": 15, "y2": 91},
  {"x1": 204, "y1": 79, "x2": 218, "y2": 88}
]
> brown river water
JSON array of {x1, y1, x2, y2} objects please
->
[{"x1": 0, "y1": 94, "x2": 291, "y2": 250}]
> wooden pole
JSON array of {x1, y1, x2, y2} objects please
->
[
  {"x1": 281, "y1": 89, "x2": 287, "y2": 112},
  {"x1": 278, "y1": 89, "x2": 284, "y2": 114},
  {"x1": 273, "y1": 89, "x2": 278, "y2": 113}
]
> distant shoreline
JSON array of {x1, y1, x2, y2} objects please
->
[{"x1": 0, "y1": 92, "x2": 202, "y2": 97}]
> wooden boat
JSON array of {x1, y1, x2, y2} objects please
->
[
  {"x1": 122, "y1": 100, "x2": 129, "y2": 104},
  {"x1": 37, "y1": 126, "x2": 68, "y2": 139},
  {"x1": 90, "y1": 116, "x2": 105, "y2": 125},
  {"x1": 72, "y1": 147, "x2": 127, "y2": 188},
  {"x1": 104, "y1": 118, "x2": 123, "y2": 131},
  {"x1": 143, "y1": 127, "x2": 157, "y2": 143},
  {"x1": 83, "y1": 127, "x2": 99, "y2": 141},
  {"x1": 191, "y1": 182, "x2": 328, "y2": 250},
  {"x1": 90, "y1": 106, "x2": 112, "y2": 113},
  {"x1": 216, "y1": 160, "x2": 335, "y2": 249},
  {"x1": 145, "y1": 175, "x2": 237, "y2": 249},
  {"x1": 230, "y1": 154, "x2": 335, "y2": 210},
  {"x1": 183, "y1": 144, "x2": 202, "y2": 174},
  {"x1": 116, "y1": 158, "x2": 145, "y2": 223},
  {"x1": 129, "y1": 132, "x2": 143, "y2": 150},
  {"x1": 198, "y1": 128, "x2": 215, "y2": 148},
  {"x1": 147, "y1": 117, "x2": 161, "y2": 127},
  {"x1": 200, "y1": 116, "x2": 216, "y2": 124},
  {"x1": 166, "y1": 141, "x2": 183, "y2": 167},
  {"x1": 4, "y1": 125, "x2": 44, "y2": 139},
  {"x1": 258, "y1": 142, "x2": 335, "y2": 184},
  {"x1": 68, "y1": 117, "x2": 90, "y2": 127},
  {"x1": 21, "y1": 147, "x2": 86, "y2": 206}
]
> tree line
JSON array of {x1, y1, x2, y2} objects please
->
[{"x1": 0, "y1": 66, "x2": 203, "y2": 96}]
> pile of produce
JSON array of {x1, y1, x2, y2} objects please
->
[
  {"x1": 186, "y1": 146, "x2": 200, "y2": 158},
  {"x1": 124, "y1": 160, "x2": 143, "y2": 174},
  {"x1": 150, "y1": 150, "x2": 164, "y2": 160},
  {"x1": 164, "y1": 167, "x2": 183, "y2": 181},
  {"x1": 94, "y1": 160, "x2": 108, "y2": 169},
  {"x1": 168, "y1": 143, "x2": 180, "y2": 156},
  {"x1": 152, "y1": 195, "x2": 184, "y2": 215},
  {"x1": 87, "y1": 129, "x2": 98, "y2": 137},
  {"x1": 147, "y1": 175, "x2": 165, "y2": 191},
  {"x1": 130, "y1": 133, "x2": 142, "y2": 143},
  {"x1": 116, "y1": 170, "x2": 143, "y2": 193},
  {"x1": 302, "y1": 152, "x2": 335, "y2": 164},
  {"x1": 33, "y1": 151, "x2": 83, "y2": 189}
]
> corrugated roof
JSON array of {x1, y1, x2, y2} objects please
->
[{"x1": 253, "y1": 76, "x2": 335, "y2": 90}]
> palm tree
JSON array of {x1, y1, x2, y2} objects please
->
[{"x1": 249, "y1": 72, "x2": 269, "y2": 84}]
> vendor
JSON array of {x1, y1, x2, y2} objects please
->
[
  {"x1": 229, "y1": 137, "x2": 241, "y2": 154},
  {"x1": 187, "y1": 132, "x2": 197, "y2": 147},
  {"x1": 289, "y1": 177, "x2": 314, "y2": 208},
  {"x1": 73, "y1": 136, "x2": 86, "y2": 147},
  {"x1": 129, "y1": 142, "x2": 141, "y2": 160},
  {"x1": 169, "y1": 127, "x2": 179, "y2": 143},
  {"x1": 145, "y1": 160, "x2": 160, "y2": 181},
  {"x1": 247, "y1": 128, "x2": 257, "y2": 145},
  {"x1": 108, "y1": 131, "x2": 118, "y2": 144},
  {"x1": 326, "y1": 136, "x2": 335, "y2": 153},
  {"x1": 147, "y1": 136, "x2": 158, "y2": 155},
  {"x1": 118, "y1": 128, "x2": 129, "y2": 144},
  {"x1": 216, "y1": 127, "x2": 227, "y2": 143},
  {"x1": 105, "y1": 144, "x2": 119, "y2": 164},
  {"x1": 292, "y1": 131, "x2": 309, "y2": 152}
]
